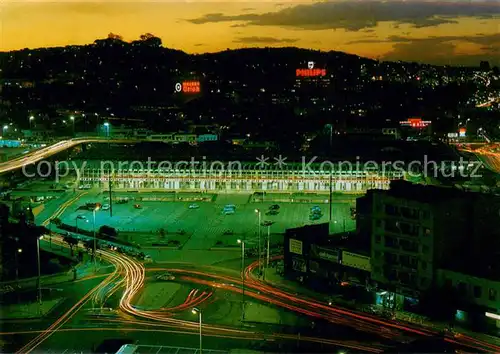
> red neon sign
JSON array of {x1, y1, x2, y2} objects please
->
[
  {"x1": 296, "y1": 68, "x2": 327, "y2": 77},
  {"x1": 399, "y1": 118, "x2": 431, "y2": 128},
  {"x1": 182, "y1": 81, "x2": 200, "y2": 94}
]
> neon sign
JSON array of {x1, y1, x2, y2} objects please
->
[
  {"x1": 459, "y1": 128, "x2": 466, "y2": 137},
  {"x1": 399, "y1": 118, "x2": 431, "y2": 128},
  {"x1": 296, "y1": 68, "x2": 327, "y2": 77},
  {"x1": 181, "y1": 81, "x2": 200, "y2": 94}
]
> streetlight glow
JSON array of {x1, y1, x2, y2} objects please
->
[{"x1": 192, "y1": 307, "x2": 202, "y2": 353}]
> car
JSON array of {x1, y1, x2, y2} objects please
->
[
  {"x1": 266, "y1": 210, "x2": 279, "y2": 216},
  {"x1": 76, "y1": 215, "x2": 87, "y2": 220},
  {"x1": 144, "y1": 255, "x2": 153, "y2": 263},
  {"x1": 188, "y1": 204, "x2": 199, "y2": 209},
  {"x1": 134, "y1": 204, "x2": 142, "y2": 209},
  {"x1": 269, "y1": 204, "x2": 280, "y2": 210},
  {"x1": 156, "y1": 272, "x2": 175, "y2": 281},
  {"x1": 261, "y1": 220, "x2": 273, "y2": 227},
  {"x1": 223, "y1": 209, "x2": 235, "y2": 215},
  {"x1": 311, "y1": 206, "x2": 321, "y2": 212},
  {"x1": 310, "y1": 213, "x2": 322, "y2": 221},
  {"x1": 101, "y1": 204, "x2": 110, "y2": 211},
  {"x1": 224, "y1": 204, "x2": 236, "y2": 210}
]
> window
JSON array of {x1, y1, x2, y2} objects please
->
[
  {"x1": 489, "y1": 288, "x2": 497, "y2": 301},
  {"x1": 473, "y1": 286, "x2": 482, "y2": 298}
]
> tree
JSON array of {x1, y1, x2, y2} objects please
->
[
  {"x1": 63, "y1": 236, "x2": 79, "y2": 256},
  {"x1": 134, "y1": 33, "x2": 162, "y2": 47},
  {"x1": 51, "y1": 218, "x2": 62, "y2": 226},
  {"x1": 107, "y1": 33, "x2": 123, "y2": 41}
]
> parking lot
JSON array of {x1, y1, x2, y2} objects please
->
[{"x1": 53, "y1": 191, "x2": 358, "y2": 251}]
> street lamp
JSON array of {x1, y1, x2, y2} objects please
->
[
  {"x1": 255, "y1": 209, "x2": 262, "y2": 276},
  {"x1": 37, "y1": 235, "x2": 43, "y2": 305},
  {"x1": 93, "y1": 206, "x2": 100, "y2": 269},
  {"x1": 192, "y1": 307, "x2": 202, "y2": 353},
  {"x1": 29, "y1": 115, "x2": 34, "y2": 129},
  {"x1": 70, "y1": 116, "x2": 75, "y2": 136},
  {"x1": 15, "y1": 248, "x2": 22, "y2": 281},
  {"x1": 237, "y1": 239, "x2": 246, "y2": 321},
  {"x1": 326, "y1": 124, "x2": 333, "y2": 223}
]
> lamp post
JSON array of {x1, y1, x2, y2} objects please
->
[
  {"x1": 93, "y1": 206, "x2": 100, "y2": 269},
  {"x1": 192, "y1": 307, "x2": 202, "y2": 354},
  {"x1": 326, "y1": 124, "x2": 333, "y2": 223},
  {"x1": 255, "y1": 209, "x2": 262, "y2": 276},
  {"x1": 70, "y1": 116, "x2": 75, "y2": 136},
  {"x1": 2, "y1": 125, "x2": 8, "y2": 137},
  {"x1": 29, "y1": 115, "x2": 34, "y2": 129},
  {"x1": 237, "y1": 239, "x2": 245, "y2": 321},
  {"x1": 15, "y1": 248, "x2": 22, "y2": 281},
  {"x1": 37, "y1": 236, "x2": 43, "y2": 305},
  {"x1": 266, "y1": 225, "x2": 271, "y2": 267}
]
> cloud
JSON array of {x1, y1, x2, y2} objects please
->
[
  {"x1": 234, "y1": 36, "x2": 298, "y2": 44},
  {"x1": 380, "y1": 34, "x2": 500, "y2": 65},
  {"x1": 187, "y1": 1, "x2": 500, "y2": 31}
]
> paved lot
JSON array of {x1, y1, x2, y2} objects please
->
[{"x1": 55, "y1": 192, "x2": 357, "y2": 251}]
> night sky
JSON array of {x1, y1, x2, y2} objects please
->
[{"x1": 3, "y1": 0, "x2": 500, "y2": 65}]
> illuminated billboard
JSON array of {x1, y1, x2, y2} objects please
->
[
  {"x1": 459, "y1": 128, "x2": 466, "y2": 137},
  {"x1": 310, "y1": 245, "x2": 339, "y2": 263},
  {"x1": 289, "y1": 239, "x2": 303, "y2": 255},
  {"x1": 296, "y1": 68, "x2": 327, "y2": 77},
  {"x1": 341, "y1": 251, "x2": 371, "y2": 272},
  {"x1": 175, "y1": 81, "x2": 201, "y2": 94},
  {"x1": 399, "y1": 118, "x2": 431, "y2": 128}
]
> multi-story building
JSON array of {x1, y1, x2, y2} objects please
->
[{"x1": 358, "y1": 180, "x2": 500, "y2": 303}]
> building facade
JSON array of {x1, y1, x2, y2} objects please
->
[
  {"x1": 70, "y1": 160, "x2": 404, "y2": 193},
  {"x1": 359, "y1": 180, "x2": 500, "y2": 318}
]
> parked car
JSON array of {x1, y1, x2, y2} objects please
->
[
  {"x1": 134, "y1": 204, "x2": 142, "y2": 209},
  {"x1": 311, "y1": 206, "x2": 321, "y2": 212},
  {"x1": 156, "y1": 272, "x2": 175, "y2": 281},
  {"x1": 266, "y1": 210, "x2": 279, "y2": 216},
  {"x1": 188, "y1": 204, "x2": 199, "y2": 209},
  {"x1": 269, "y1": 204, "x2": 280, "y2": 210},
  {"x1": 101, "y1": 204, "x2": 110, "y2": 211},
  {"x1": 261, "y1": 220, "x2": 273, "y2": 227}
]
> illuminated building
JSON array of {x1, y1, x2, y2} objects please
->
[{"x1": 72, "y1": 161, "x2": 404, "y2": 193}]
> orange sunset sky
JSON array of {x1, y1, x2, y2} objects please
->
[{"x1": 1, "y1": 0, "x2": 499, "y2": 65}]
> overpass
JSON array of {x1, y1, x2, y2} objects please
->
[{"x1": 0, "y1": 137, "x2": 139, "y2": 175}]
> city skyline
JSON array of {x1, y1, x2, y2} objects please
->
[{"x1": 2, "y1": 0, "x2": 500, "y2": 66}]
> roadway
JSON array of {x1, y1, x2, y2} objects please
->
[
  {"x1": 4, "y1": 232, "x2": 500, "y2": 354},
  {"x1": 0, "y1": 137, "x2": 138, "y2": 174}
]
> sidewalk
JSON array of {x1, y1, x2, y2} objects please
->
[
  {"x1": 0, "y1": 262, "x2": 96, "y2": 293},
  {"x1": 0, "y1": 298, "x2": 65, "y2": 320}
]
